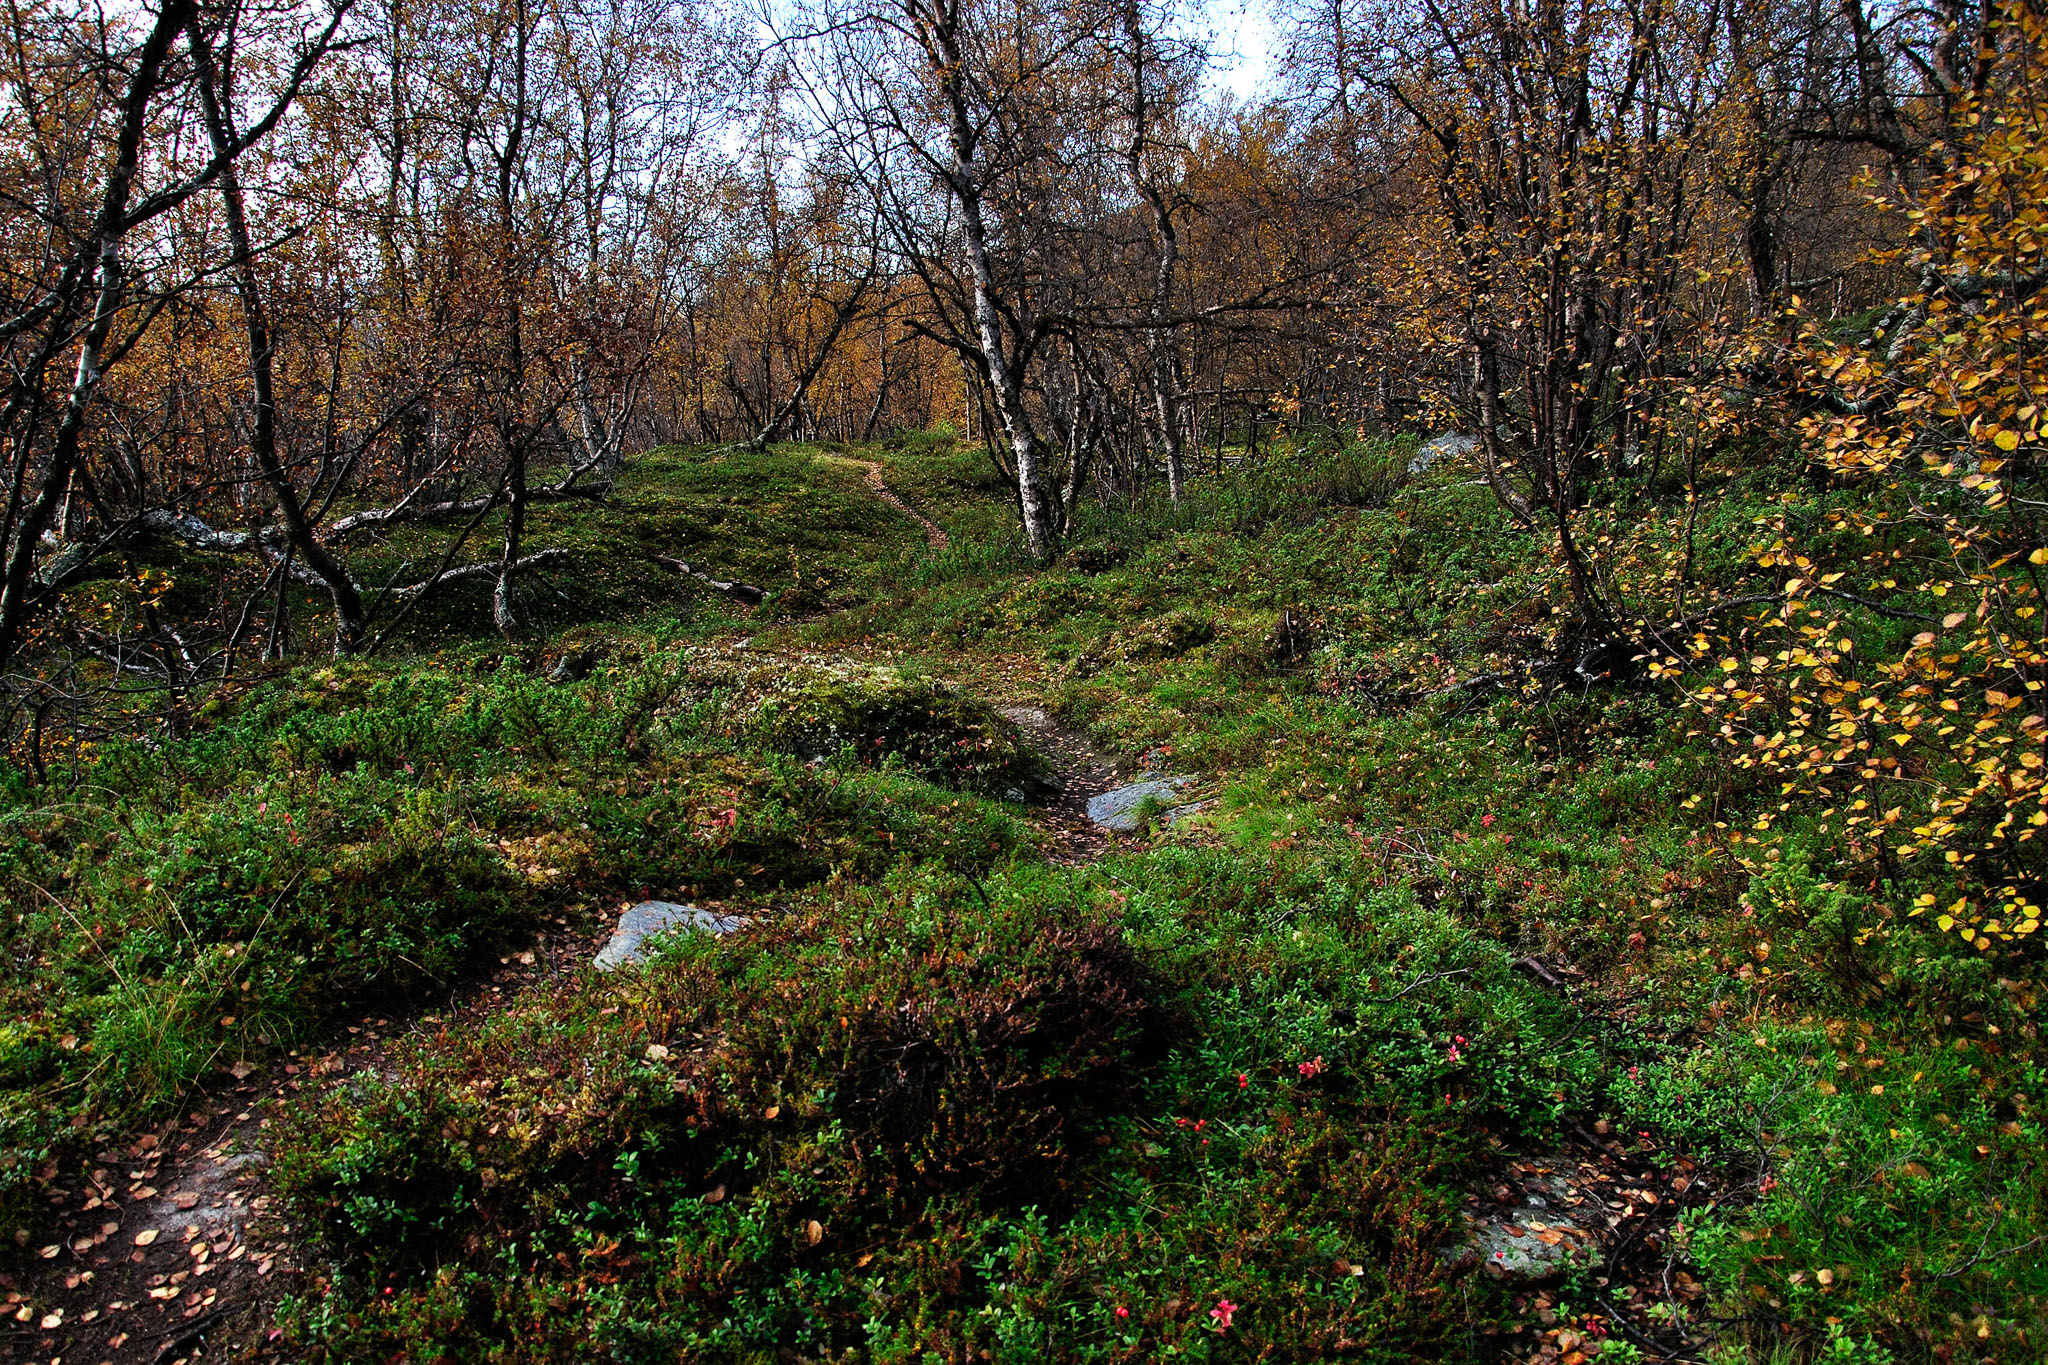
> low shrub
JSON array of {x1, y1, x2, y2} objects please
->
[
  {"x1": 0, "y1": 645, "x2": 1036, "y2": 1243},
  {"x1": 272, "y1": 875, "x2": 1155, "y2": 1357}
]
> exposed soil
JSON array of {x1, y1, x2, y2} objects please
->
[
  {"x1": 996, "y1": 702, "x2": 1125, "y2": 864},
  {"x1": 851, "y1": 459, "x2": 949, "y2": 551},
  {"x1": 0, "y1": 918, "x2": 627, "y2": 1365},
  {"x1": 1463, "y1": 1132, "x2": 1721, "y2": 1362}
]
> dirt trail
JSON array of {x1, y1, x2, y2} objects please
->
[
  {"x1": 851, "y1": 459, "x2": 948, "y2": 551},
  {"x1": 996, "y1": 703, "x2": 1123, "y2": 865},
  {"x1": 4, "y1": 927, "x2": 609, "y2": 1365}
]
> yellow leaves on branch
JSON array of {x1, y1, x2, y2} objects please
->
[{"x1": 1707, "y1": 5, "x2": 2048, "y2": 954}]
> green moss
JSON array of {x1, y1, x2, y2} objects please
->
[{"x1": 9, "y1": 431, "x2": 2047, "y2": 1362}]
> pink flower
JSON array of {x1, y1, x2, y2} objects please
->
[
  {"x1": 1297, "y1": 1056, "x2": 1325, "y2": 1079},
  {"x1": 1628, "y1": 1065, "x2": 1640, "y2": 1081},
  {"x1": 1447, "y1": 1046, "x2": 1462, "y2": 1063},
  {"x1": 1210, "y1": 1298, "x2": 1238, "y2": 1331},
  {"x1": 1481, "y1": 813, "x2": 1496, "y2": 828}
]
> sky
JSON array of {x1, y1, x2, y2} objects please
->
[
  {"x1": 1203, "y1": 0, "x2": 1278, "y2": 102},
  {"x1": 759, "y1": 0, "x2": 1283, "y2": 119}
]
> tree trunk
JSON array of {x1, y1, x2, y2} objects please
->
[
  {"x1": 932, "y1": 2, "x2": 1053, "y2": 558},
  {"x1": 194, "y1": 33, "x2": 367, "y2": 654},
  {"x1": 0, "y1": 0, "x2": 197, "y2": 676}
]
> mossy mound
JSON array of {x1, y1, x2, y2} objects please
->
[
  {"x1": 268, "y1": 878, "x2": 1155, "y2": 1355},
  {"x1": 711, "y1": 653, "x2": 1050, "y2": 797}
]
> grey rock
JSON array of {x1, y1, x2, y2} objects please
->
[
  {"x1": 1411, "y1": 431, "x2": 1478, "y2": 474},
  {"x1": 1087, "y1": 776, "x2": 1194, "y2": 833},
  {"x1": 595, "y1": 900, "x2": 745, "y2": 972},
  {"x1": 547, "y1": 647, "x2": 598, "y2": 684},
  {"x1": 1468, "y1": 1219, "x2": 1589, "y2": 1281},
  {"x1": 1450, "y1": 1174, "x2": 1595, "y2": 1283}
]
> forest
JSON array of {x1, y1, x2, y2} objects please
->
[{"x1": 2, "y1": 0, "x2": 2045, "y2": 1360}]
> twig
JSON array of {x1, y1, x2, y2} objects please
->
[
  {"x1": 1370, "y1": 966, "x2": 1474, "y2": 1003},
  {"x1": 147, "y1": 1303, "x2": 235, "y2": 1353},
  {"x1": 1805, "y1": 584, "x2": 1943, "y2": 623},
  {"x1": 1935, "y1": 1232, "x2": 2045, "y2": 1279},
  {"x1": 393, "y1": 548, "x2": 568, "y2": 600},
  {"x1": 655, "y1": 556, "x2": 766, "y2": 605}
]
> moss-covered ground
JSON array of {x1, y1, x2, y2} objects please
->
[{"x1": 3, "y1": 434, "x2": 2039, "y2": 1363}]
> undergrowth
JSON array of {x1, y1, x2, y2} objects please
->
[{"x1": 5, "y1": 435, "x2": 2044, "y2": 1363}]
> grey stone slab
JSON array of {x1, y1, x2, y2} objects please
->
[
  {"x1": 594, "y1": 900, "x2": 746, "y2": 971},
  {"x1": 1086, "y1": 776, "x2": 1194, "y2": 832}
]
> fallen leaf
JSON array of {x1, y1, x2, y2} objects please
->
[
  {"x1": 806, "y1": 1219, "x2": 823, "y2": 1245},
  {"x1": 229, "y1": 1061, "x2": 256, "y2": 1080},
  {"x1": 764, "y1": 1105, "x2": 780, "y2": 1120},
  {"x1": 39, "y1": 1311, "x2": 62, "y2": 1329},
  {"x1": 37, "y1": 1244, "x2": 58, "y2": 1259},
  {"x1": 173, "y1": 1193, "x2": 200, "y2": 1210},
  {"x1": 703, "y1": 1184, "x2": 726, "y2": 1205},
  {"x1": 134, "y1": 1229, "x2": 159, "y2": 1247}
]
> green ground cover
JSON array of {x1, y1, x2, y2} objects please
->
[{"x1": 4, "y1": 434, "x2": 2040, "y2": 1363}]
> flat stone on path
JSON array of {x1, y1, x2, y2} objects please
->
[
  {"x1": 1086, "y1": 776, "x2": 1194, "y2": 833},
  {"x1": 595, "y1": 901, "x2": 745, "y2": 971}
]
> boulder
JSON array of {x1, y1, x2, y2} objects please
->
[
  {"x1": 1410, "y1": 431, "x2": 1478, "y2": 474},
  {"x1": 1086, "y1": 776, "x2": 1194, "y2": 833},
  {"x1": 594, "y1": 901, "x2": 745, "y2": 972}
]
